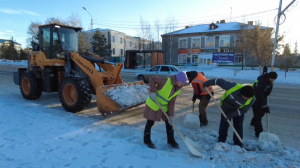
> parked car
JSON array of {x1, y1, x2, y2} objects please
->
[{"x1": 136, "y1": 65, "x2": 184, "y2": 83}]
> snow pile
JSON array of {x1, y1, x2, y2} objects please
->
[{"x1": 104, "y1": 84, "x2": 149, "y2": 107}]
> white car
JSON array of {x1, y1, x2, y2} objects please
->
[{"x1": 136, "y1": 65, "x2": 183, "y2": 83}]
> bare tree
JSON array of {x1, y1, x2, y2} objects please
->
[
  {"x1": 280, "y1": 44, "x2": 293, "y2": 77},
  {"x1": 26, "y1": 14, "x2": 83, "y2": 48},
  {"x1": 67, "y1": 13, "x2": 82, "y2": 27},
  {"x1": 164, "y1": 14, "x2": 178, "y2": 64},
  {"x1": 154, "y1": 18, "x2": 161, "y2": 50},
  {"x1": 236, "y1": 21, "x2": 284, "y2": 74}
]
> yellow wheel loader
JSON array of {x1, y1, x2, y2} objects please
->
[{"x1": 13, "y1": 23, "x2": 146, "y2": 117}]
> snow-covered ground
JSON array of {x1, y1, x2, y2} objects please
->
[
  {"x1": 1, "y1": 60, "x2": 300, "y2": 167},
  {"x1": 1, "y1": 83, "x2": 300, "y2": 168}
]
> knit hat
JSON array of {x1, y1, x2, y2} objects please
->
[
  {"x1": 267, "y1": 72, "x2": 278, "y2": 79},
  {"x1": 176, "y1": 72, "x2": 187, "y2": 83},
  {"x1": 240, "y1": 85, "x2": 254, "y2": 98},
  {"x1": 186, "y1": 71, "x2": 191, "y2": 78}
]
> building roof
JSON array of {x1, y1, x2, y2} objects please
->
[
  {"x1": 161, "y1": 22, "x2": 273, "y2": 36},
  {"x1": 0, "y1": 39, "x2": 21, "y2": 45},
  {"x1": 83, "y1": 28, "x2": 125, "y2": 34}
]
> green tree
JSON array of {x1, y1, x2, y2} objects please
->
[
  {"x1": 90, "y1": 30, "x2": 109, "y2": 57},
  {"x1": 0, "y1": 44, "x2": 7, "y2": 60},
  {"x1": 5, "y1": 37, "x2": 18, "y2": 61},
  {"x1": 293, "y1": 41, "x2": 299, "y2": 55},
  {"x1": 19, "y1": 49, "x2": 28, "y2": 60},
  {"x1": 78, "y1": 32, "x2": 89, "y2": 55}
]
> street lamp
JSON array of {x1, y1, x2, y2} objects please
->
[{"x1": 83, "y1": 7, "x2": 93, "y2": 30}]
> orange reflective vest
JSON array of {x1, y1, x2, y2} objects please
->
[{"x1": 191, "y1": 73, "x2": 213, "y2": 95}]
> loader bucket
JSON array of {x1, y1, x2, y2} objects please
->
[{"x1": 96, "y1": 81, "x2": 148, "y2": 117}]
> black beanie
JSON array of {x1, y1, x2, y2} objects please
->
[
  {"x1": 240, "y1": 85, "x2": 254, "y2": 98},
  {"x1": 268, "y1": 72, "x2": 278, "y2": 79},
  {"x1": 186, "y1": 72, "x2": 191, "y2": 78}
]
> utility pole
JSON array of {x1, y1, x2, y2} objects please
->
[
  {"x1": 271, "y1": 0, "x2": 296, "y2": 72},
  {"x1": 83, "y1": 7, "x2": 93, "y2": 30}
]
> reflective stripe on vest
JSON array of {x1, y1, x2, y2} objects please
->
[
  {"x1": 146, "y1": 78, "x2": 181, "y2": 112},
  {"x1": 219, "y1": 84, "x2": 253, "y2": 109},
  {"x1": 191, "y1": 73, "x2": 213, "y2": 95},
  {"x1": 252, "y1": 80, "x2": 258, "y2": 100},
  {"x1": 252, "y1": 80, "x2": 266, "y2": 100}
]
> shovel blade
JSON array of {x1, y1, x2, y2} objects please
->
[
  {"x1": 183, "y1": 114, "x2": 200, "y2": 129},
  {"x1": 184, "y1": 136, "x2": 203, "y2": 157},
  {"x1": 259, "y1": 132, "x2": 281, "y2": 147}
]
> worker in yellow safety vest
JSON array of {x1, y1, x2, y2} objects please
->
[
  {"x1": 143, "y1": 72, "x2": 187, "y2": 149},
  {"x1": 202, "y1": 78, "x2": 255, "y2": 147}
]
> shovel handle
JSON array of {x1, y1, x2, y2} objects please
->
[
  {"x1": 192, "y1": 102, "x2": 195, "y2": 114},
  {"x1": 154, "y1": 99, "x2": 186, "y2": 142},
  {"x1": 205, "y1": 87, "x2": 244, "y2": 145}
]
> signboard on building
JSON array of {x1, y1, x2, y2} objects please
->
[
  {"x1": 178, "y1": 49, "x2": 201, "y2": 54},
  {"x1": 212, "y1": 53, "x2": 235, "y2": 63}
]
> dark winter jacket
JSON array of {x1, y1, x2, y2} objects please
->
[
  {"x1": 253, "y1": 74, "x2": 273, "y2": 109},
  {"x1": 203, "y1": 78, "x2": 255, "y2": 119},
  {"x1": 188, "y1": 71, "x2": 213, "y2": 99}
]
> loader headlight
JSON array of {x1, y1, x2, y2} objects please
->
[{"x1": 56, "y1": 53, "x2": 65, "y2": 59}]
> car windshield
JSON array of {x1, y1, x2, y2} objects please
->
[
  {"x1": 171, "y1": 66, "x2": 181, "y2": 71},
  {"x1": 56, "y1": 27, "x2": 79, "y2": 52}
]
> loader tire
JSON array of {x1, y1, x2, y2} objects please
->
[
  {"x1": 20, "y1": 71, "x2": 42, "y2": 100},
  {"x1": 59, "y1": 76, "x2": 92, "y2": 113}
]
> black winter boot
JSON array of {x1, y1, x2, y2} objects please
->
[
  {"x1": 167, "y1": 130, "x2": 179, "y2": 149},
  {"x1": 144, "y1": 132, "x2": 155, "y2": 148}
]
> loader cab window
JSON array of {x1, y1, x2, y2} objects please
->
[
  {"x1": 57, "y1": 27, "x2": 79, "y2": 52},
  {"x1": 41, "y1": 27, "x2": 51, "y2": 59},
  {"x1": 53, "y1": 29, "x2": 64, "y2": 58}
]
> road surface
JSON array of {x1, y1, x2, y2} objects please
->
[{"x1": 1, "y1": 65, "x2": 300, "y2": 151}]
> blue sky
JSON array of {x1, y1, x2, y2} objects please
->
[{"x1": 0, "y1": 0, "x2": 299, "y2": 50}]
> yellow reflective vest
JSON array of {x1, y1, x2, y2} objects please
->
[{"x1": 146, "y1": 78, "x2": 181, "y2": 112}]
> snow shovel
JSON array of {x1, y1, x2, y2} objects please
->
[
  {"x1": 183, "y1": 102, "x2": 200, "y2": 129},
  {"x1": 205, "y1": 87, "x2": 247, "y2": 151},
  {"x1": 258, "y1": 113, "x2": 282, "y2": 147},
  {"x1": 155, "y1": 99, "x2": 203, "y2": 157}
]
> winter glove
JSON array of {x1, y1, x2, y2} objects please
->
[
  {"x1": 262, "y1": 106, "x2": 270, "y2": 114},
  {"x1": 149, "y1": 92, "x2": 156, "y2": 101},
  {"x1": 168, "y1": 116, "x2": 174, "y2": 126},
  {"x1": 192, "y1": 95, "x2": 197, "y2": 103}
]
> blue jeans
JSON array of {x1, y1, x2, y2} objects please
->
[{"x1": 218, "y1": 114, "x2": 244, "y2": 147}]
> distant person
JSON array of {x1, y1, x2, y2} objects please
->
[
  {"x1": 250, "y1": 72, "x2": 278, "y2": 137},
  {"x1": 202, "y1": 78, "x2": 255, "y2": 148},
  {"x1": 263, "y1": 65, "x2": 268, "y2": 75},
  {"x1": 143, "y1": 72, "x2": 187, "y2": 149},
  {"x1": 132, "y1": 58, "x2": 137, "y2": 69},
  {"x1": 186, "y1": 71, "x2": 213, "y2": 126}
]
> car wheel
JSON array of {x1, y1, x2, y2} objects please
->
[{"x1": 137, "y1": 75, "x2": 145, "y2": 82}]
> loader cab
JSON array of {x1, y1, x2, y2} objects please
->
[{"x1": 38, "y1": 24, "x2": 82, "y2": 59}]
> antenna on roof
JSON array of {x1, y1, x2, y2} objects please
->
[{"x1": 230, "y1": 7, "x2": 232, "y2": 22}]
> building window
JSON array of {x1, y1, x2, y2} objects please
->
[
  {"x1": 113, "y1": 48, "x2": 115, "y2": 55},
  {"x1": 113, "y1": 36, "x2": 115, "y2": 42},
  {"x1": 120, "y1": 49, "x2": 123, "y2": 56},
  {"x1": 205, "y1": 37, "x2": 215, "y2": 48},
  {"x1": 219, "y1": 36, "x2": 230, "y2": 47},
  {"x1": 192, "y1": 55, "x2": 198, "y2": 63},
  {"x1": 192, "y1": 38, "x2": 201, "y2": 48},
  {"x1": 178, "y1": 55, "x2": 187, "y2": 64},
  {"x1": 129, "y1": 42, "x2": 131, "y2": 47},
  {"x1": 120, "y1": 37, "x2": 122, "y2": 44},
  {"x1": 179, "y1": 39, "x2": 187, "y2": 48}
]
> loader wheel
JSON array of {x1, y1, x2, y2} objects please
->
[
  {"x1": 20, "y1": 71, "x2": 42, "y2": 100},
  {"x1": 59, "y1": 76, "x2": 92, "y2": 113}
]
